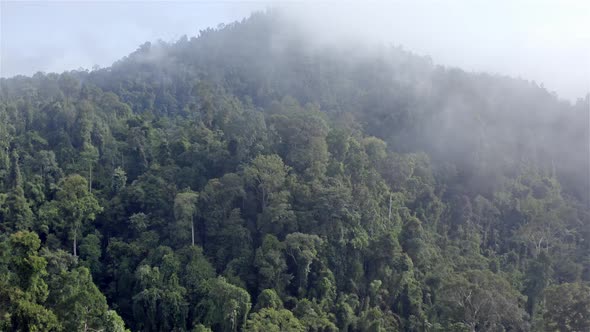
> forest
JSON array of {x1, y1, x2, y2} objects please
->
[{"x1": 1, "y1": 10, "x2": 589, "y2": 332}]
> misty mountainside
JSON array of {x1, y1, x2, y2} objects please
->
[{"x1": 1, "y1": 9, "x2": 589, "y2": 332}]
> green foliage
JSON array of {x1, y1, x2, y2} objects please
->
[
  {"x1": 293, "y1": 299, "x2": 338, "y2": 331},
  {"x1": 174, "y1": 190, "x2": 200, "y2": 245},
  {"x1": 8, "y1": 299, "x2": 60, "y2": 332},
  {"x1": 0, "y1": 9, "x2": 587, "y2": 332},
  {"x1": 438, "y1": 270, "x2": 527, "y2": 331},
  {"x1": 198, "y1": 277, "x2": 252, "y2": 332},
  {"x1": 0, "y1": 231, "x2": 60, "y2": 331},
  {"x1": 132, "y1": 264, "x2": 188, "y2": 331},
  {"x1": 104, "y1": 309, "x2": 131, "y2": 332},
  {"x1": 245, "y1": 308, "x2": 305, "y2": 332},
  {"x1": 255, "y1": 235, "x2": 290, "y2": 294},
  {"x1": 53, "y1": 174, "x2": 102, "y2": 256},
  {"x1": 543, "y1": 283, "x2": 590, "y2": 332},
  {"x1": 46, "y1": 267, "x2": 109, "y2": 331},
  {"x1": 254, "y1": 289, "x2": 283, "y2": 311}
]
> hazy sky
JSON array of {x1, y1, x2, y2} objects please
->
[{"x1": 1, "y1": 1, "x2": 589, "y2": 101}]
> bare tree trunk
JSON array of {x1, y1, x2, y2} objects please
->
[
  {"x1": 88, "y1": 164, "x2": 92, "y2": 193},
  {"x1": 191, "y1": 215, "x2": 195, "y2": 246},
  {"x1": 388, "y1": 193, "x2": 392, "y2": 222},
  {"x1": 73, "y1": 232, "x2": 77, "y2": 257}
]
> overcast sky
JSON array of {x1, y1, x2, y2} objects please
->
[{"x1": 1, "y1": 1, "x2": 589, "y2": 101}]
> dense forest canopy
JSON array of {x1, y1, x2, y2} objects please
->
[{"x1": 1, "y1": 9, "x2": 589, "y2": 332}]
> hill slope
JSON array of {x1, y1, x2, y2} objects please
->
[{"x1": 1, "y1": 10, "x2": 589, "y2": 331}]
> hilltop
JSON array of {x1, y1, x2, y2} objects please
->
[{"x1": 1, "y1": 10, "x2": 589, "y2": 331}]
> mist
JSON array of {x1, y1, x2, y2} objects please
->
[
  {"x1": 1, "y1": 2, "x2": 589, "y2": 330},
  {"x1": 2, "y1": 1, "x2": 589, "y2": 102},
  {"x1": 283, "y1": 1, "x2": 590, "y2": 102}
]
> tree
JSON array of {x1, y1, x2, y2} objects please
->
[
  {"x1": 36, "y1": 150, "x2": 63, "y2": 194},
  {"x1": 284, "y1": 233, "x2": 323, "y2": 297},
  {"x1": 255, "y1": 235, "x2": 290, "y2": 294},
  {"x1": 513, "y1": 173, "x2": 567, "y2": 257},
  {"x1": 292, "y1": 299, "x2": 338, "y2": 332},
  {"x1": 523, "y1": 252, "x2": 552, "y2": 316},
  {"x1": 0, "y1": 231, "x2": 60, "y2": 331},
  {"x1": 245, "y1": 308, "x2": 305, "y2": 332},
  {"x1": 357, "y1": 306, "x2": 399, "y2": 332},
  {"x1": 543, "y1": 283, "x2": 590, "y2": 332},
  {"x1": 244, "y1": 154, "x2": 296, "y2": 237},
  {"x1": 244, "y1": 154, "x2": 289, "y2": 212},
  {"x1": 79, "y1": 143, "x2": 99, "y2": 192},
  {"x1": 198, "y1": 277, "x2": 252, "y2": 332},
  {"x1": 0, "y1": 10, "x2": 589, "y2": 332},
  {"x1": 269, "y1": 99, "x2": 329, "y2": 177},
  {"x1": 438, "y1": 270, "x2": 528, "y2": 331},
  {"x1": 254, "y1": 289, "x2": 283, "y2": 311},
  {"x1": 79, "y1": 233, "x2": 102, "y2": 274},
  {"x1": 400, "y1": 216, "x2": 427, "y2": 267},
  {"x1": 47, "y1": 267, "x2": 111, "y2": 332},
  {"x1": 4, "y1": 183, "x2": 33, "y2": 232},
  {"x1": 132, "y1": 264, "x2": 188, "y2": 332},
  {"x1": 103, "y1": 309, "x2": 130, "y2": 332},
  {"x1": 174, "y1": 190, "x2": 200, "y2": 246},
  {"x1": 111, "y1": 166, "x2": 127, "y2": 194},
  {"x1": 198, "y1": 173, "x2": 251, "y2": 269},
  {"x1": 4, "y1": 150, "x2": 33, "y2": 231},
  {"x1": 178, "y1": 246, "x2": 215, "y2": 327},
  {"x1": 8, "y1": 232, "x2": 50, "y2": 302},
  {"x1": 54, "y1": 174, "x2": 102, "y2": 256}
]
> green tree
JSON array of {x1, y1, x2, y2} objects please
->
[
  {"x1": 103, "y1": 309, "x2": 130, "y2": 332},
  {"x1": 178, "y1": 246, "x2": 215, "y2": 327},
  {"x1": 244, "y1": 154, "x2": 289, "y2": 212},
  {"x1": 132, "y1": 264, "x2": 188, "y2": 332},
  {"x1": 47, "y1": 267, "x2": 111, "y2": 332},
  {"x1": 79, "y1": 143, "x2": 99, "y2": 192},
  {"x1": 255, "y1": 235, "x2": 290, "y2": 294},
  {"x1": 244, "y1": 154, "x2": 296, "y2": 237},
  {"x1": 293, "y1": 299, "x2": 338, "y2": 332},
  {"x1": 543, "y1": 283, "x2": 590, "y2": 332},
  {"x1": 111, "y1": 166, "x2": 127, "y2": 194},
  {"x1": 198, "y1": 277, "x2": 252, "y2": 332},
  {"x1": 254, "y1": 289, "x2": 283, "y2": 311},
  {"x1": 54, "y1": 174, "x2": 102, "y2": 256},
  {"x1": 4, "y1": 150, "x2": 34, "y2": 231},
  {"x1": 269, "y1": 99, "x2": 329, "y2": 177},
  {"x1": 79, "y1": 233, "x2": 102, "y2": 274},
  {"x1": 174, "y1": 190, "x2": 200, "y2": 246},
  {"x1": 0, "y1": 231, "x2": 60, "y2": 331},
  {"x1": 245, "y1": 308, "x2": 305, "y2": 332},
  {"x1": 284, "y1": 233, "x2": 323, "y2": 297},
  {"x1": 523, "y1": 252, "x2": 552, "y2": 317},
  {"x1": 438, "y1": 270, "x2": 527, "y2": 331}
]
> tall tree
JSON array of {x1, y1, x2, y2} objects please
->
[
  {"x1": 54, "y1": 174, "x2": 102, "y2": 256},
  {"x1": 198, "y1": 277, "x2": 252, "y2": 332},
  {"x1": 244, "y1": 154, "x2": 289, "y2": 212},
  {"x1": 4, "y1": 150, "x2": 33, "y2": 231},
  {"x1": 174, "y1": 190, "x2": 200, "y2": 246}
]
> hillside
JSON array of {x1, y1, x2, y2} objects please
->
[{"x1": 1, "y1": 10, "x2": 589, "y2": 331}]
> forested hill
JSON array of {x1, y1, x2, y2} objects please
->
[{"x1": 1, "y1": 10, "x2": 589, "y2": 332}]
